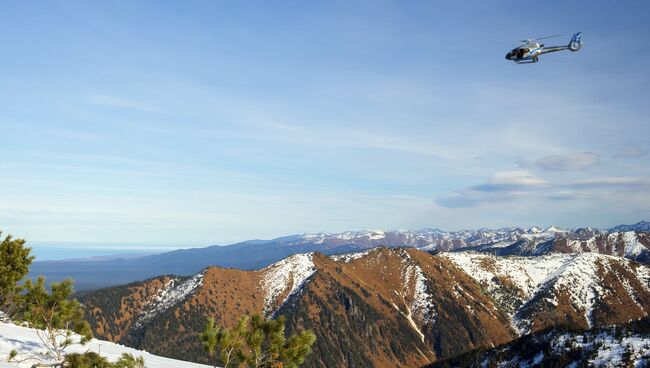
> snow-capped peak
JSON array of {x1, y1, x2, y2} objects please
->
[
  {"x1": 545, "y1": 226, "x2": 567, "y2": 233},
  {"x1": 261, "y1": 253, "x2": 316, "y2": 317},
  {"x1": 442, "y1": 251, "x2": 650, "y2": 334}
]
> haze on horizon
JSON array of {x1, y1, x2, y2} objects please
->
[{"x1": 1, "y1": 1, "x2": 649, "y2": 245}]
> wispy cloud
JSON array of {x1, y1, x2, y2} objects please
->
[
  {"x1": 435, "y1": 192, "x2": 481, "y2": 208},
  {"x1": 569, "y1": 176, "x2": 650, "y2": 189},
  {"x1": 612, "y1": 145, "x2": 647, "y2": 159},
  {"x1": 437, "y1": 171, "x2": 547, "y2": 208},
  {"x1": 521, "y1": 152, "x2": 601, "y2": 171},
  {"x1": 471, "y1": 171, "x2": 548, "y2": 192},
  {"x1": 545, "y1": 191, "x2": 590, "y2": 201},
  {"x1": 437, "y1": 172, "x2": 650, "y2": 209}
]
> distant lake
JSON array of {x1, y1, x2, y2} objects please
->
[{"x1": 27, "y1": 242, "x2": 196, "y2": 261}]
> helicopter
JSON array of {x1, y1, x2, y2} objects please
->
[{"x1": 506, "y1": 32, "x2": 583, "y2": 64}]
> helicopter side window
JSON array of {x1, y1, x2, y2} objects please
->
[{"x1": 517, "y1": 49, "x2": 525, "y2": 58}]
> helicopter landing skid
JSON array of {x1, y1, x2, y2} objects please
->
[{"x1": 514, "y1": 58, "x2": 538, "y2": 64}]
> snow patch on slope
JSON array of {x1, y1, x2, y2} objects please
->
[
  {"x1": 405, "y1": 264, "x2": 436, "y2": 326},
  {"x1": 442, "y1": 252, "x2": 567, "y2": 300},
  {"x1": 634, "y1": 264, "x2": 650, "y2": 293},
  {"x1": 135, "y1": 272, "x2": 204, "y2": 328},
  {"x1": 545, "y1": 253, "x2": 605, "y2": 328},
  {"x1": 261, "y1": 253, "x2": 316, "y2": 317},
  {"x1": 442, "y1": 252, "x2": 647, "y2": 333},
  {"x1": 330, "y1": 249, "x2": 374, "y2": 263},
  {"x1": 396, "y1": 250, "x2": 436, "y2": 343},
  {"x1": 622, "y1": 231, "x2": 647, "y2": 258},
  {"x1": 555, "y1": 332, "x2": 650, "y2": 367}
]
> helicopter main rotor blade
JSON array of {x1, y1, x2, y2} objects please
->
[{"x1": 535, "y1": 34, "x2": 563, "y2": 40}]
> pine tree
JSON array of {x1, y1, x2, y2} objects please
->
[
  {"x1": 0, "y1": 230, "x2": 95, "y2": 364},
  {"x1": 200, "y1": 314, "x2": 315, "y2": 368},
  {"x1": 113, "y1": 353, "x2": 146, "y2": 368},
  {"x1": 17, "y1": 277, "x2": 93, "y2": 360},
  {"x1": 280, "y1": 327, "x2": 317, "y2": 368},
  {"x1": 200, "y1": 315, "x2": 247, "y2": 368},
  {"x1": 199, "y1": 317, "x2": 220, "y2": 368},
  {"x1": 63, "y1": 352, "x2": 145, "y2": 368},
  {"x1": 64, "y1": 352, "x2": 112, "y2": 368},
  {"x1": 0, "y1": 230, "x2": 34, "y2": 319},
  {"x1": 219, "y1": 315, "x2": 248, "y2": 367}
]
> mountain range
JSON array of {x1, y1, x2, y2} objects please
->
[
  {"x1": 32, "y1": 221, "x2": 650, "y2": 290},
  {"x1": 79, "y1": 246, "x2": 650, "y2": 367}
]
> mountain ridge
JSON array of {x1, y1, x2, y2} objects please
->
[
  {"x1": 32, "y1": 221, "x2": 650, "y2": 290},
  {"x1": 79, "y1": 246, "x2": 650, "y2": 367}
]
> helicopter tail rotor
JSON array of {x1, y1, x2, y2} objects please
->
[{"x1": 568, "y1": 32, "x2": 583, "y2": 51}]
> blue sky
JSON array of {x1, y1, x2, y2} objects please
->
[{"x1": 1, "y1": 1, "x2": 649, "y2": 245}]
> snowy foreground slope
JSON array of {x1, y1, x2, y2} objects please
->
[{"x1": 0, "y1": 321, "x2": 211, "y2": 368}]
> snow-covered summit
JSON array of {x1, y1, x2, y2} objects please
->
[
  {"x1": 261, "y1": 253, "x2": 316, "y2": 317},
  {"x1": 442, "y1": 251, "x2": 650, "y2": 334},
  {"x1": 259, "y1": 223, "x2": 650, "y2": 266},
  {"x1": 545, "y1": 225, "x2": 568, "y2": 233},
  {"x1": 287, "y1": 226, "x2": 567, "y2": 250},
  {"x1": 285, "y1": 221, "x2": 649, "y2": 251}
]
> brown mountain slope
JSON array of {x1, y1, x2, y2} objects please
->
[
  {"x1": 279, "y1": 249, "x2": 516, "y2": 367},
  {"x1": 79, "y1": 248, "x2": 650, "y2": 367},
  {"x1": 442, "y1": 252, "x2": 650, "y2": 334}
]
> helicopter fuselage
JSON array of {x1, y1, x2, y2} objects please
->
[{"x1": 505, "y1": 42, "x2": 543, "y2": 63}]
